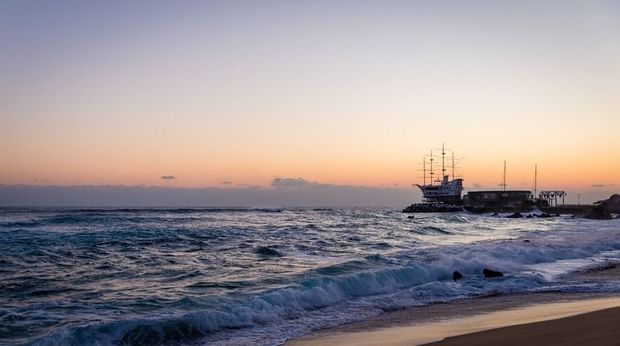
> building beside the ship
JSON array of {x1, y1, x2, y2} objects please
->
[
  {"x1": 462, "y1": 190, "x2": 533, "y2": 212},
  {"x1": 461, "y1": 161, "x2": 538, "y2": 212}
]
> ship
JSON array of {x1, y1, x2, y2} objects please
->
[
  {"x1": 403, "y1": 148, "x2": 575, "y2": 215},
  {"x1": 417, "y1": 175, "x2": 464, "y2": 204},
  {"x1": 403, "y1": 144, "x2": 464, "y2": 213}
]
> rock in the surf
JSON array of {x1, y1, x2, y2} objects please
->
[
  {"x1": 506, "y1": 212, "x2": 523, "y2": 218},
  {"x1": 483, "y1": 268, "x2": 503, "y2": 278},
  {"x1": 452, "y1": 271, "x2": 463, "y2": 281}
]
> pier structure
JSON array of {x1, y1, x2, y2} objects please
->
[{"x1": 539, "y1": 191, "x2": 567, "y2": 207}]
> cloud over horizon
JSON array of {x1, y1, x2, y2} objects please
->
[
  {"x1": 161, "y1": 175, "x2": 177, "y2": 180},
  {"x1": 271, "y1": 177, "x2": 315, "y2": 189},
  {"x1": 0, "y1": 177, "x2": 417, "y2": 207}
]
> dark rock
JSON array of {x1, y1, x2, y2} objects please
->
[
  {"x1": 584, "y1": 203, "x2": 612, "y2": 220},
  {"x1": 535, "y1": 213, "x2": 552, "y2": 218},
  {"x1": 609, "y1": 194, "x2": 620, "y2": 206},
  {"x1": 483, "y1": 268, "x2": 504, "y2": 278},
  {"x1": 491, "y1": 213, "x2": 499, "y2": 217},
  {"x1": 523, "y1": 239, "x2": 531, "y2": 243},
  {"x1": 254, "y1": 246, "x2": 282, "y2": 258},
  {"x1": 586, "y1": 194, "x2": 620, "y2": 219},
  {"x1": 595, "y1": 194, "x2": 620, "y2": 213},
  {"x1": 452, "y1": 271, "x2": 463, "y2": 281},
  {"x1": 526, "y1": 214, "x2": 533, "y2": 218},
  {"x1": 407, "y1": 215, "x2": 415, "y2": 219},
  {"x1": 403, "y1": 203, "x2": 463, "y2": 213},
  {"x1": 506, "y1": 212, "x2": 523, "y2": 218}
]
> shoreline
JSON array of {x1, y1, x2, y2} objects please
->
[{"x1": 287, "y1": 266, "x2": 620, "y2": 346}]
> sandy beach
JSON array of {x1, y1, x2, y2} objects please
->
[
  {"x1": 426, "y1": 306, "x2": 620, "y2": 346},
  {"x1": 288, "y1": 266, "x2": 620, "y2": 346}
]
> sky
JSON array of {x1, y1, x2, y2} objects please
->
[{"x1": 1, "y1": 1, "x2": 619, "y2": 205}]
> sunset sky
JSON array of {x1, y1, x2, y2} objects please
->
[{"x1": 2, "y1": 1, "x2": 619, "y2": 203}]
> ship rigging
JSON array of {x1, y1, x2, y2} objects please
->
[{"x1": 416, "y1": 144, "x2": 464, "y2": 204}]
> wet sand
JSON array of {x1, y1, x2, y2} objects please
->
[
  {"x1": 426, "y1": 305, "x2": 620, "y2": 346},
  {"x1": 287, "y1": 265, "x2": 620, "y2": 346}
]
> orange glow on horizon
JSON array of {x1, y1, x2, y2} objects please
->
[{"x1": 2, "y1": 2, "x2": 620, "y2": 199}]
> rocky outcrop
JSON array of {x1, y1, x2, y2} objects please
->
[
  {"x1": 483, "y1": 268, "x2": 503, "y2": 278},
  {"x1": 584, "y1": 204, "x2": 612, "y2": 220},
  {"x1": 595, "y1": 194, "x2": 620, "y2": 213},
  {"x1": 506, "y1": 212, "x2": 523, "y2": 218},
  {"x1": 580, "y1": 194, "x2": 620, "y2": 219}
]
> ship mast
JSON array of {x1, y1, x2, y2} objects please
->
[
  {"x1": 533, "y1": 164, "x2": 537, "y2": 198},
  {"x1": 429, "y1": 150, "x2": 434, "y2": 185},
  {"x1": 423, "y1": 156, "x2": 426, "y2": 186},
  {"x1": 502, "y1": 160, "x2": 507, "y2": 192},
  {"x1": 441, "y1": 142, "x2": 446, "y2": 179},
  {"x1": 451, "y1": 152, "x2": 455, "y2": 179}
]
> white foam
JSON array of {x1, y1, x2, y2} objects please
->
[{"x1": 32, "y1": 219, "x2": 620, "y2": 346}]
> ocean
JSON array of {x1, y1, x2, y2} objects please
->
[{"x1": 1, "y1": 208, "x2": 619, "y2": 345}]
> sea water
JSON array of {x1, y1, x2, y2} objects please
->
[{"x1": 0, "y1": 208, "x2": 619, "y2": 345}]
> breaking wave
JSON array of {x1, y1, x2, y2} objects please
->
[{"x1": 2, "y1": 208, "x2": 618, "y2": 345}]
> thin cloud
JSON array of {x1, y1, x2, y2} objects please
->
[
  {"x1": 221, "y1": 181, "x2": 232, "y2": 185},
  {"x1": 271, "y1": 177, "x2": 314, "y2": 188},
  {"x1": 591, "y1": 184, "x2": 605, "y2": 188},
  {"x1": 236, "y1": 183, "x2": 262, "y2": 189},
  {"x1": 161, "y1": 175, "x2": 176, "y2": 180}
]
